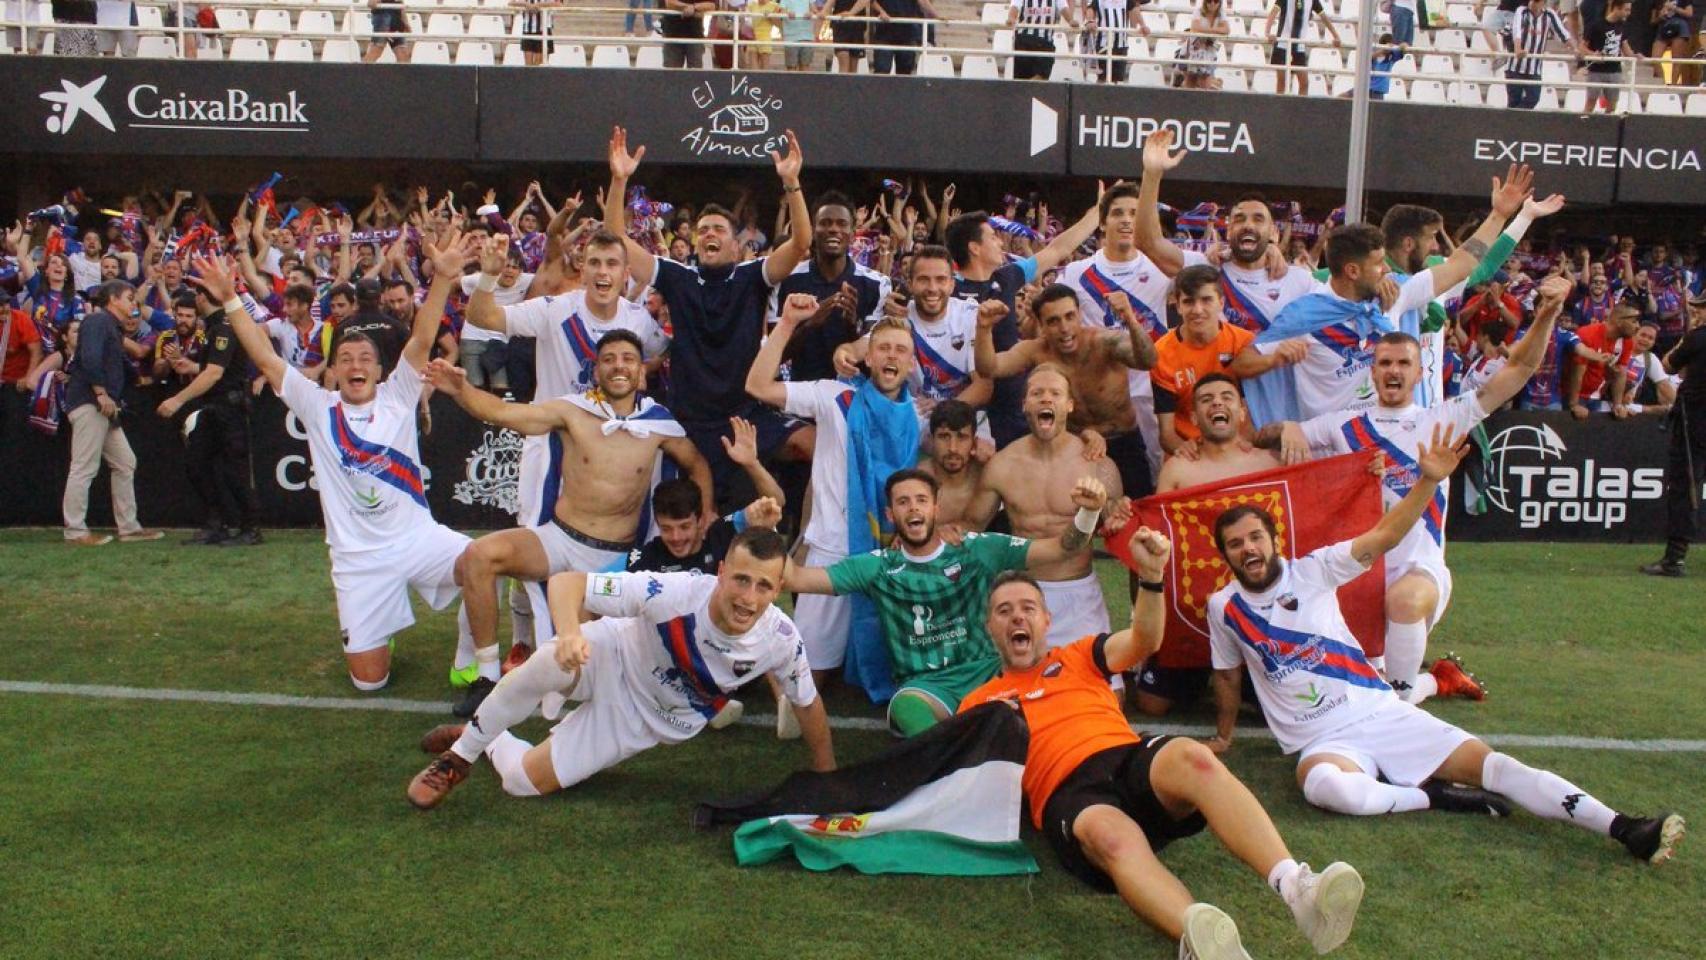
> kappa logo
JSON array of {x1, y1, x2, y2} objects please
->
[
  {"x1": 682, "y1": 75, "x2": 787, "y2": 160},
  {"x1": 40, "y1": 76, "x2": 116, "y2": 135},
  {"x1": 452, "y1": 428, "x2": 521, "y2": 517},
  {"x1": 1562, "y1": 792, "x2": 1584, "y2": 818},
  {"x1": 646, "y1": 577, "x2": 664, "y2": 599}
]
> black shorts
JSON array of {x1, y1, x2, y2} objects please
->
[
  {"x1": 831, "y1": 19, "x2": 866, "y2": 55},
  {"x1": 1013, "y1": 32, "x2": 1055, "y2": 81},
  {"x1": 687, "y1": 405, "x2": 808, "y2": 513},
  {"x1": 1135, "y1": 658, "x2": 1261, "y2": 708},
  {"x1": 1103, "y1": 428, "x2": 1154, "y2": 499},
  {"x1": 1040, "y1": 738, "x2": 1208, "y2": 892},
  {"x1": 371, "y1": 8, "x2": 407, "y2": 47},
  {"x1": 1270, "y1": 43, "x2": 1307, "y2": 66}
]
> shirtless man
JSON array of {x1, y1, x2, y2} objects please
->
[
  {"x1": 966, "y1": 364, "x2": 1124, "y2": 649},
  {"x1": 973, "y1": 285, "x2": 1157, "y2": 499},
  {"x1": 425, "y1": 330, "x2": 713, "y2": 717},
  {"x1": 919, "y1": 399, "x2": 983, "y2": 529}
]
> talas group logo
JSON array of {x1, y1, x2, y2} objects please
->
[
  {"x1": 39, "y1": 73, "x2": 310, "y2": 137},
  {"x1": 1482, "y1": 422, "x2": 1662, "y2": 530},
  {"x1": 681, "y1": 75, "x2": 786, "y2": 159}
]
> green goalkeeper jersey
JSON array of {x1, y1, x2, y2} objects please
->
[{"x1": 827, "y1": 532, "x2": 1033, "y2": 682}]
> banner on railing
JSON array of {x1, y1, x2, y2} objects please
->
[
  {"x1": 1612, "y1": 115, "x2": 1706, "y2": 206},
  {"x1": 1367, "y1": 103, "x2": 1621, "y2": 206}
]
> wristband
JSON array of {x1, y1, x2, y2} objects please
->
[
  {"x1": 1137, "y1": 578, "x2": 1165, "y2": 593},
  {"x1": 1073, "y1": 507, "x2": 1100, "y2": 536},
  {"x1": 475, "y1": 273, "x2": 498, "y2": 293},
  {"x1": 221, "y1": 297, "x2": 245, "y2": 316},
  {"x1": 782, "y1": 184, "x2": 802, "y2": 194},
  {"x1": 1501, "y1": 212, "x2": 1535, "y2": 243}
]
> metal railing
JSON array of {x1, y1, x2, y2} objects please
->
[{"x1": 2, "y1": 0, "x2": 1699, "y2": 114}]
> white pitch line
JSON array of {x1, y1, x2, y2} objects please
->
[{"x1": 3, "y1": 679, "x2": 1703, "y2": 752}]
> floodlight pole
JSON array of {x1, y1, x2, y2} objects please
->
[{"x1": 1343, "y1": 0, "x2": 1380, "y2": 224}]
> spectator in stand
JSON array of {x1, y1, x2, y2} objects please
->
[
  {"x1": 456, "y1": 248, "x2": 528, "y2": 394},
  {"x1": 1, "y1": 301, "x2": 44, "y2": 440},
  {"x1": 1649, "y1": 0, "x2": 1695, "y2": 84},
  {"x1": 1389, "y1": 0, "x2": 1419, "y2": 45},
  {"x1": 1266, "y1": 0, "x2": 1342, "y2": 96},
  {"x1": 1009, "y1": 0, "x2": 1075, "y2": 81},
  {"x1": 262, "y1": 285, "x2": 327, "y2": 381},
  {"x1": 1521, "y1": 309, "x2": 1608, "y2": 409},
  {"x1": 1459, "y1": 318, "x2": 1511, "y2": 398},
  {"x1": 1564, "y1": 296, "x2": 1641, "y2": 419},
  {"x1": 871, "y1": 0, "x2": 934, "y2": 75},
  {"x1": 68, "y1": 231, "x2": 106, "y2": 293},
  {"x1": 517, "y1": 0, "x2": 554, "y2": 65},
  {"x1": 114, "y1": 296, "x2": 160, "y2": 388},
  {"x1": 51, "y1": 0, "x2": 100, "y2": 56},
  {"x1": 627, "y1": 0, "x2": 657, "y2": 36},
  {"x1": 6, "y1": 226, "x2": 85, "y2": 355},
  {"x1": 1648, "y1": 244, "x2": 1690, "y2": 354},
  {"x1": 831, "y1": 0, "x2": 872, "y2": 74},
  {"x1": 364, "y1": 0, "x2": 412, "y2": 63},
  {"x1": 1088, "y1": 0, "x2": 1145, "y2": 84},
  {"x1": 1179, "y1": 0, "x2": 1231, "y2": 89},
  {"x1": 779, "y1": 0, "x2": 822, "y2": 70},
  {"x1": 62, "y1": 281, "x2": 162, "y2": 546},
  {"x1": 153, "y1": 292, "x2": 206, "y2": 389},
  {"x1": 1504, "y1": 0, "x2": 1573, "y2": 109},
  {"x1": 1573, "y1": 262, "x2": 1616, "y2": 328},
  {"x1": 1459, "y1": 271, "x2": 1525, "y2": 344},
  {"x1": 1619, "y1": 323, "x2": 1679, "y2": 413},
  {"x1": 1580, "y1": 0, "x2": 1637, "y2": 112},
  {"x1": 1365, "y1": 33, "x2": 1408, "y2": 100},
  {"x1": 661, "y1": 0, "x2": 715, "y2": 67}
]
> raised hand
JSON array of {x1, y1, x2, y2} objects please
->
[
  {"x1": 743, "y1": 496, "x2": 783, "y2": 530},
  {"x1": 721, "y1": 416, "x2": 760, "y2": 467},
  {"x1": 1416, "y1": 423, "x2": 1469, "y2": 483},
  {"x1": 1536, "y1": 274, "x2": 1572, "y2": 304},
  {"x1": 189, "y1": 254, "x2": 239, "y2": 303},
  {"x1": 779, "y1": 292, "x2": 819, "y2": 328},
  {"x1": 771, "y1": 129, "x2": 804, "y2": 184},
  {"x1": 479, "y1": 234, "x2": 510, "y2": 276},
  {"x1": 423, "y1": 357, "x2": 468, "y2": 397},
  {"x1": 1105, "y1": 291, "x2": 1137, "y2": 326},
  {"x1": 976, "y1": 299, "x2": 1009, "y2": 331},
  {"x1": 1128, "y1": 526, "x2": 1171, "y2": 579},
  {"x1": 1070, "y1": 476, "x2": 1109, "y2": 512},
  {"x1": 1080, "y1": 428, "x2": 1108, "y2": 462},
  {"x1": 1524, "y1": 193, "x2": 1566, "y2": 219},
  {"x1": 1490, "y1": 164, "x2": 1535, "y2": 219},
  {"x1": 1142, "y1": 129, "x2": 1186, "y2": 175},
  {"x1": 1273, "y1": 338, "x2": 1310, "y2": 366},
  {"x1": 3, "y1": 221, "x2": 23, "y2": 254},
  {"x1": 609, "y1": 125, "x2": 646, "y2": 180}
]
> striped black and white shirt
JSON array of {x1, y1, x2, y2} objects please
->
[
  {"x1": 1271, "y1": 0, "x2": 1324, "y2": 46},
  {"x1": 1091, "y1": 0, "x2": 1135, "y2": 52},
  {"x1": 1011, "y1": 0, "x2": 1068, "y2": 41},
  {"x1": 1504, "y1": 5, "x2": 1571, "y2": 76}
]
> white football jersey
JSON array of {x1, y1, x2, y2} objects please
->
[
  {"x1": 783, "y1": 379, "x2": 859, "y2": 557},
  {"x1": 503, "y1": 290, "x2": 668, "y2": 400},
  {"x1": 1058, "y1": 249, "x2": 1171, "y2": 336},
  {"x1": 1208, "y1": 541, "x2": 1392, "y2": 753},
  {"x1": 583, "y1": 570, "x2": 816, "y2": 739},
  {"x1": 1260, "y1": 273, "x2": 1438, "y2": 420},
  {"x1": 279, "y1": 357, "x2": 433, "y2": 555},
  {"x1": 907, "y1": 298, "x2": 981, "y2": 402},
  {"x1": 1215, "y1": 259, "x2": 1317, "y2": 334},
  {"x1": 1298, "y1": 394, "x2": 1488, "y2": 576}
]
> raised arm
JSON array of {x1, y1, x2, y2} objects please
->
[
  {"x1": 1136, "y1": 130, "x2": 1189, "y2": 277},
  {"x1": 972, "y1": 300, "x2": 1035, "y2": 378},
  {"x1": 189, "y1": 255, "x2": 286, "y2": 392},
  {"x1": 464, "y1": 234, "x2": 513, "y2": 334},
  {"x1": 746, "y1": 292, "x2": 818, "y2": 409},
  {"x1": 1348, "y1": 424, "x2": 1468, "y2": 564},
  {"x1": 1103, "y1": 292, "x2": 1158, "y2": 370},
  {"x1": 1476, "y1": 274, "x2": 1568, "y2": 413},
  {"x1": 1023, "y1": 475, "x2": 1114, "y2": 569},
  {"x1": 403, "y1": 229, "x2": 476, "y2": 371},
  {"x1": 1426, "y1": 167, "x2": 1555, "y2": 298},
  {"x1": 422, "y1": 357, "x2": 571, "y2": 436},
  {"x1": 1101, "y1": 527, "x2": 1170, "y2": 673},
  {"x1": 603, "y1": 126, "x2": 657, "y2": 289},
  {"x1": 722, "y1": 416, "x2": 785, "y2": 508},
  {"x1": 763, "y1": 131, "x2": 813, "y2": 286},
  {"x1": 1033, "y1": 190, "x2": 1104, "y2": 274}
]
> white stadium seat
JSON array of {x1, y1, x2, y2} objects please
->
[
  {"x1": 425, "y1": 12, "x2": 463, "y2": 36},
  {"x1": 252, "y1": 9, "x2": 292, "y2": 34},
  {"x1": 136, "y1": 34, "x2": 176, "y2": 58},
  {"x1": 1449, "y1": 81, "x2": 1483, "y2": 106},
  {"x1": 918, "y1": 52, "x2": 955, "y2": 77},
  {"x1": 412, "y1": 39, "x2": 451, "y2": 63},
  {"x1": 550, "y1": 43, "x2": 587, "y2": 66},
  {"x1": 135, "y1": 4, "x2": 164, "y2": 29},
  {"x1": 980, "y1": 2, "x2": 1005, "y2": 25},
  {"x1": 1687, "y1": 93, "x2": 1706, "y2": 116},
  {"x1": 1541, "y1": 59, "x2": 1569, "y2": 83},
  {"x1": 991, "y1": 29, "x2": 1014, "y2": 52},
  {"x1": 1420, "y1": 53, "x2": 1452, "y2": 76},
  {"x1": 455, "y1": 40, "x2": 494, "y2": 64},
  {"x1": 213, "y1": 7, "x2": 249, "y2": 31},
  {"x1": 501, "y1": 41, "x2": 525, "y2": 64},
  {"x1": 1535, "y1": 86, "x2": 1561, "y2": 111},
  {"x1": 1563, "y1": 86, "x2": 1589, "y2": 112},
  {"x1": 196, "y1": 37, "x2": 224, "y2": 59},
  {"x1": 961, "y1": 55, "x2": 1001, "y2": 79},
  {"x1": 468, "y1": 13, "x2": 506, "y2": 37},
  {"x1": 1643, "y1": 92, "x2": 1683, "y2": 115},
  {"x1": 297, "y1": 10, "x2": 335, "y2": 34},
  {"x1": 228, "y1": 36, "x2": 270, "y2": 60},
  {"x1": 274, "y1": 38, "x2": 314, "y2": 61},
  {"x1": 591, "y1": 44, "x2": 630, "y2": 67},
  {"x1": 634, "y1": 44, "x2": 664, "y2": 68},
  {"x1": 1409, "y1": 79, "x2": 1447, "y2": 104},
  {"x1": 322, "y1": 38, "x2": 361, "y2": 61},
  {"x1": 1219, "y1": 68, "x2": 1249, "y2": 92},
  {"x1": 1460, "y1": 55, "x2": 1493, "y2": 78},
  {"x1": 1127, "y1": 62, "x2": 1166, "y2": 88}
]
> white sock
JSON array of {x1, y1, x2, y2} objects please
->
[
  {"x1": 452, "y1": 604, "x2": 476, "y2": 672},
  {"x1": 1267, "y1": 858, "x2": 1301, "y2": 899},
  {"x1": 475, "y1": 643, "x2": 501, "y2": 682},
  {"x1": 349, "y1": 672, "x2": 390, "y2": 692},
  {"x1": 1303, "y1": 764, "x2": 1430, "y2": 816},
  {"x1": 1406, "y1": 672, "x2": 1440, "y2": 703},
  {"x1": 1384, "y1": 620, "x2": 1430, "y2": 703},
  {"x1": 450, "y1": 652, "x2": 575, "y2": 763},
  {"x1": 1366, "y1": 655, "x2": 1385, "y2": 674},
  {"x1": 509, "y1": 579, "x2": 535, "y2": 649},
  {"x1": 1482, "y1": 752, "x2": 1616, "y2": 835},
  {"x1": 486, "y1": 732, "x2": 541, "y2": 797}
]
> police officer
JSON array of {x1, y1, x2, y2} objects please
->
[
  {"x1": 1641, "y1": 290, "x2": 1706, "y2": 578},
  {"x1": 157, "y1": 283, "x2": 263, "y2": 546}
]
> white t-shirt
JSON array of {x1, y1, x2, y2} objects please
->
[
  {"x1": 784, "y1": 379, "x2": 857, "y2": 557},
  {"x1": 502, "y1": 289, "x2": 668, "y2": 400},
  {"x1": 1298, "y1": 394, "x2": 1488, "y2": 575},
  {"x1": 278, "y1": 356, "x2": 433, "y2": 555},
  {"x1": 68, "y1": 251, "x2": 103, "y2": 293},
  {"x1": 263, "y1": 317, "x2": 325, "y2": 371},
  {"x1": 1208, "y1": 541, "x2": 1392, "y2": 754},
  {"x1": 1459, "y1": 353, "x2": 1506, "y2": 396},
  {"x1": 458, "y1": 272, "x2": 536, "y2": 344},
  {"x1": 907, "y1": 298, "x2": 981, "y2": 402},
  {"x1": 1215, "y1": 259, "x2": 1318, "y2": 334},
  {"x1": 1262, "y1": 272, "x2": 1438, "y2": 420},
  {"x1": 1058, "y1": 249, "x2": 1172, "y2": 336},
  {"x1": 583, "y1": 570, "x2": 817, "y2": 739}
]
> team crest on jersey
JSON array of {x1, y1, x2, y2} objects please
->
[
  {"x1": 1279, "y1": 593, "x2": 1299, "y2": 611},
  {"x1": 646, "y1": 577, "x2": 664, "y2": 599},
  {"x1": 732, "y1": 660, "x2": 754, "y2": 678},
  {"x1": 1267, "y1": 289, "x2": 1281, "y2": 301},
  {"x1": 943, "y1": 562, "x2": 962, "y2": 582},
  {"x1": 950, "y1": 336, "x2": 965, "y2": 350},
  {"x1": 592, "y1": 575, "x2": 622, "y2": 597},
  {"x1": 1042, "y1": 661, "x2": 1063, "y2": 678}
]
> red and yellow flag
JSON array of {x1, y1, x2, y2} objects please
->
[{"x1": 1108, "y1": 452, "x2": 1387, "y2": 668}]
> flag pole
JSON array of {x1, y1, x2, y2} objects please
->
[{"x1": 1343, "y1": 0, "x2": 1380, "y2": 223}]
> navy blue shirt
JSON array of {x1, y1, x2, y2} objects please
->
[
  {"x1": 773, "y1": 256, "x2": 890, "y2": 383},
  {"x1": 653, "y1": 257, "x2": 775, "y2": 426},
  {"x1": 954, "y1": 259, "x2": 1034, "y2": 447},
  {"x1": 66, "y1": 308, "x2": 126, "y2": 412}
]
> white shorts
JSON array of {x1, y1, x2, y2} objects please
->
[
  {"x1": 523, "y1": 518, "x2": 630, "y2": 647},
  {"x1": 795, "y1": 544, "x2": 852, "y2": 669},
  {"x1": 1039, "y1": 573, "x2": 1111, "y2": 650},
  {"x1": 331, "y1": 523, "x2": 470, "y2": 655},
  {"x1": 1298, "y1": 698, "x2": 1474, "y2": 788},
  {"x1": 542, "y1": 625, "x2": 687, "y2": 790},
  {"x1": 1386, "y1": 557, "x2": 1453, "y2": 629},
  {"x1": 516, "y1": 433, "x2": 555, "y2": 528},
  {"x1": 1130, "y1": 370, "x2": 1163, "y2": 480}
]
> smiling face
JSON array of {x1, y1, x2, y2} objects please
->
[
  {"x1": 1102, "y1": 196, "x2": 1139, "y2": 253},
  {"x1": 1372, "y1": 339, "x2": 1421, "y2": 407},
  {"x1": 886, "y1": 477, "x2": 940, "y2": 550},
  {"x1": 695, "y1": 213, "x2": 738, "y2": 269},
  {"x1": 815, "y1": 204, "x2": 852, "y2": 260},
  {"x1": 971, "y1": 223, "x2": 1007, "y2": 272},
  {"x1": 582, "y1": 240, "x2": 628, "y2": 310},
  {"x1": 909, "y1": 254, "x2": 956, "y2": 320},
  {"x1": 711, "y1": 543, "x2": 786, "y2": 635},
  {"x1": 100, "y1": 255, "x2": 121, "y2": 280},
  {"x1": 931, "y1": 423, "x2": 976, "y2": 476},
  {"x1": 867, "y1": 324, "x2": 916, "y2": 395},
  {"x1": 1217, "y1": 513, "x2": 1283, "y2": 591},
  {"x1": 594, "y1": 338, "x2": 643, "y2": 401},
  {"x1": 1191, "y1": 379, "x2": 1244, "y2": 442},
  {"x1": 1227, "y1": 201, "x2": 1274, "y2": 266},
  {"x1": 1023, "y1": 367, "x2": 1073, "y2": 442},
  {"x1": 1633, "y1": 325, "x2": 1658, "y2": 354},
  {"x1": 333, "y1": 338, "x2": 382, "y2": 405},
  {"x1": 656, "y1": 512, "x2": 704, "y2": 560},
  {"x1": 1176, "y1": 283, "x2": 1224, "y2": 342},
  {"x1": 1037, "y1": 295, "x2": 1086, "y2": 356},
  {"x1": 986, "y1": 578, "x2": 1052, "y2": 671}
]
